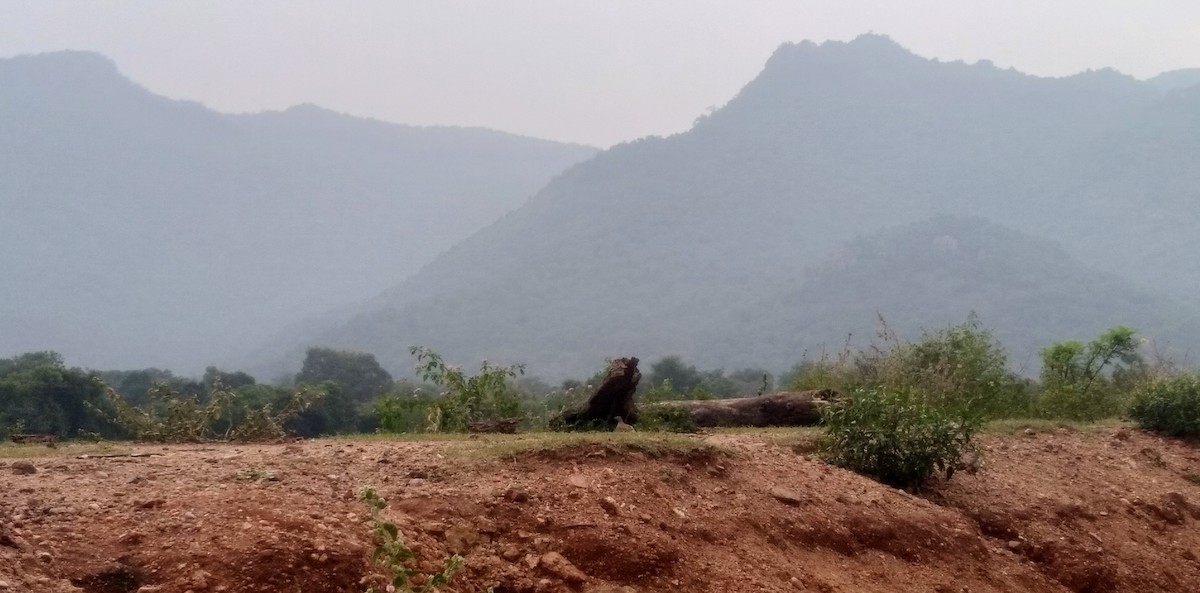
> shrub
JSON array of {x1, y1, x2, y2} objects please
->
[
  {"x1": 373, "y1": 391, "x2": 439, "y2": 434},
  {"x1": 821, "y1": 387, "x2": 979, "y2": 489},
  {"x1": 410, "y1": 347, "x2": 524, "y2": 432},
  {"x1": 886, "y1": 320, "x2": 1030, "y2": 418},
  {"x1": 785, "y1": 317, "x2": 1029, "y2": 419},
  {"x1": 637, "y1": 405, "x2": 698, "y2": 433},
  {"x1": 1128, "y1": 374, "x2": 1200, "y2": 437}
]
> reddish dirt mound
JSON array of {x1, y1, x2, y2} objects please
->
[{"x1": 1, "y1": 426, "x2": 1198, "y2": 592}]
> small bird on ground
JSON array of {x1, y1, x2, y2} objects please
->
[{"x1": 614, "y1": 416, "x2": 635, "y2": 432}]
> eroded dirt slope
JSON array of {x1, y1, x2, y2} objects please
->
[{"x1": 1, "y1": 426, "x2": 1198, "y2": 593}]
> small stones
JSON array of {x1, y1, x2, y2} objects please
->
[
  {"x1": 501, "y1": 544, "x2": 523, "y2": 562},
  {"x1": 599, "y1": 496, "x2": 620, "y2": 516},
  {"x1": 539, "y1": 551, "x2": 588, "y2": 583},
  {"x1": 11, "y1": 461, "x2": 36, "y2": 475},
  {"x1": 769, "y1": 487, "x2": 805, "y2": 506},
  {"x1": 444, "y1": 523, "x2": 481, "y2": 554}
]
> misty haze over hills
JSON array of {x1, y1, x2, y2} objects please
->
[
  {"x1": 269, "y1": 35, "x2": 1200, "y2": 379},
  {"x1": 5, "y1": 36, "x2": 1200, "y2": 381},
  {"x1": 0, "y1": 51, "x2": 597, "y2": 372}
]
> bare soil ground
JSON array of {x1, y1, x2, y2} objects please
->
[{"x1": 2, "y1": 425, "x2": 1199, "y2": 593}]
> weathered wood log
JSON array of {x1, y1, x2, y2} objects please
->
[
  {"x1": 467, "y1": 417, "x2": 523, "y2": 434},
  {"x1": 10, "y1": 433, "x2": 59, "y2": 445},
  {"x1": 643, "y1": 389, "x2": 837, "y2": 428},
  {"x1": 551, "y1": 357, "x2": 641, "y2": 430}
]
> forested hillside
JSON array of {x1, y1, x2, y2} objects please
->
[
  {"x1": 284, "y1": 35, "x2": 1200, "y2": 378},
  {"x1": 0, "y1": 51, "x2": 597, "y2": 372}
]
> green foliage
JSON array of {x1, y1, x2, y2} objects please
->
[
  {"x1": 783, "y1": 355, "x2": 864, "y2": 393},
  {"x1": 647, "y1": 356, "x2": 703, "y2": 393},
  {"x1": 637, "y1": 406, "x2": 698, "y2": 433},
  {"x1": 0, "y1": 352, "x2": 115, "y2": 439},
  {"x1": 887, "y1": 319, "x2": 1031, "y2": 418},
  {"x1": 359, "y1": 486, "x2": 463, "y2": 593},
  {"x1": 821, "y1": 387, "x2": 979, "y2": 489},
  {"x1": 372, "y1": 387, "x2": 441, "y2": 434},
  {"x1": 784, "y1": 318, "x2": 1029, "y2": 419},
  {"x1": 1038, "y1": 326, "x2": 1142, "y2": 420},
  {"x1": 296, "y1": 347, "x2": 394, "y2": 404},
  {"x1": 203, "y1": 366, "x2": 256, "y2": 390},
  {"x1": 94, "y1": 367, "x2": 203, "y2": 407},
  {"x1": 1128, "y1": 374, "x2": 1200, "y2": 437},
  {"x1": 643, "y1": 356, "x2": 767, "y2": 400},
  {"x1": 410, "y1": 347, "x2": 525, "y2": 432},
  {"x1": 639, "y1": 379, "x2": 679, "y2": 404}
]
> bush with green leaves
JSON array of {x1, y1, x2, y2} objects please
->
[
  {"x1": 887, "y1": 320, "x2": 1031, "y2": 418},
  {"x1": 372, "y1": 388, "x2": 442, "y2": 434},
  {"x1": 359, "y1": 486, "x2": 463, "y2": 593},
  {"x1": 1038, "y1": 326, "x2": 1142, "y2": 421},
  {"x1": 821, "y1": 387, "x2": 979, "y2": 489},
  {"x1": 1128, "y1": 374, "x2": 1200, "y2": 437},
  {"x1": 785, "y1": 318, "x2": 1028, "y2": 420},
  {"x1": 410, "y1": 346, "x2": 524, "y2": 432}
]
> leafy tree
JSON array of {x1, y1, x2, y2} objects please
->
[
  {"x1": 0, "y1": 352, "x2": 115, "y2": 439},
  {"x1": 288, "y1": 380, "x2": 358, "y2": 436},
  {"x1": 295, "y1": 347, "x2": 393, "y2": 404},
  {"x1": 203, "y1": 366, "x2": 256, "y2": 390},
  {"x1": 1038, "y1": 326, "x2": 1142, "y2": 420},
  {"x1": 727, "y1": 368, "x2": 774, "y2": 395},
  {"x1": 93, "y1": 368, "x2": 202, "y2": 407},
  {"x1": 646, "y1": 356, "x2": 703, "y2": 394}
]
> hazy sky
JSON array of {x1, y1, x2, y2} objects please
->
[{"x1": 4, "y1": 1, "x2": 1199, "y2": 147}]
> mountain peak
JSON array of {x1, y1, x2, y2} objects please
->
[
  {"x1": 764, "y1": 33, "x2": 920, "y2": 72},
  {"x1": 1, "y1": 49, "x2": 121, "y2": 80}
]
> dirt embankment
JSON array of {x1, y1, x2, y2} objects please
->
[{"x1": 1, "y1": 427, "x2": 1198, "y2": 593}]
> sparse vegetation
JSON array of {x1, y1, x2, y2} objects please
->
[
  {"x1": 785, "y1": 318, "x2": 1030, "y2": 420},
  {"x1": 358, "y1": 486, "x2": 463, "y2": 593},
  {"x1": 637, "y1": 405, "x2": 699, "y2": 433},
  {"x1": 92, "y1": 379, "x2": 323, "y2": 442},
  {"x1": 409, "y1": 346, "x2": 525, "y2": 432}
]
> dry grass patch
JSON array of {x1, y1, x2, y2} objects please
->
[
  {"x1": 0, "y1": 441, "x2": 131, "y2": 459},
  {"x1": 452, "y1": 431, "x2": 728, "y2": 464}
]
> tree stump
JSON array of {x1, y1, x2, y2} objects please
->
[
  {"x1": 642, "y1": 389, "x2": 836, "y2": 428},
  {"x1": 551, "y1": 357, "x2": 641, "y2": 430}
]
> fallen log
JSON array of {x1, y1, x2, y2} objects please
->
[
  {"x1": 10, "y1": 434, "x2": 59, "y2": 445},
  {"x1": 551, "y1": 357, "x2": 641, "y2": 430},
  {"x1": 643, "y1": 389, "x2": 837, "y2": 428}
]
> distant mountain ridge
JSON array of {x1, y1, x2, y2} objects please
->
[
  {"x1": 274, "y1": 35, "x2": 1200, "y2": 379},
  {"x1": 0, "y1": 50, "x2": 598, "y2": 372}
]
